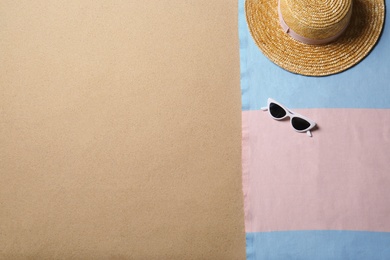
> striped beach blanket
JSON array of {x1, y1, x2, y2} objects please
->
[{"x1": 239, "y1": 0, "x2": 390, "y2": 258}]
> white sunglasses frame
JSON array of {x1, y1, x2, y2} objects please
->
[{"x1": 261, "y1": 98, "x2": 316, "y2": 137}]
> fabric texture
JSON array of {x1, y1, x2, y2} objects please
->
[{"x1": 239, "y1": 0, "x2": 390, "y2": 258}]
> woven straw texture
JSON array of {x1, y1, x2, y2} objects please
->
[
  {"x1": 246, "y1": 0, "x2": 385, "y2": 76},
  {"x1": 280, "y1": 0, "x2": 352, "y2": 40}
]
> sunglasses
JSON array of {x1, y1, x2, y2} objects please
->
[{"x1": 261, "y1": 98, "x2": 316, "y2": 137}]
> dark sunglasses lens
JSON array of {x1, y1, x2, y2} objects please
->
[
  {"x1": 291, "y1": 117, "x2": 311, "y2": 131},
  {"x1": 269, "y1": 103, "x2": 286, "y2": 118}
]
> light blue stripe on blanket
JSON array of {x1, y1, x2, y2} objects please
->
[{"x1": 246, "y1": 231, "x2": 390, "y2": 260}]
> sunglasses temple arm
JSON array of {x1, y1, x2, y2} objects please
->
[{"x1": 261, "y1": 107, "x2": 268, "y2": 111}]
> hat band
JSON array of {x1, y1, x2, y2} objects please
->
[{"x1": 278, "y1": 0, "x2": 351, "y2": 45}]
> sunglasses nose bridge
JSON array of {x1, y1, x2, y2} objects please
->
[{"x1": 268, "y1": 110, "x2": 289, "y2": 120}]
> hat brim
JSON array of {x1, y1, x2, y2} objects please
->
[{"x1": 245, "y1": 0, "x2": 385, "y2": 76}]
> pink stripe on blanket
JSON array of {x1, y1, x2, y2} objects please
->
[{"x1": 242, "y1": 109, "x2": 390, "y2": 233}]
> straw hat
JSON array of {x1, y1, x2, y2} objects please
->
[{"x1": 245, "y1": 0, "x2": 385, "y2": 76}]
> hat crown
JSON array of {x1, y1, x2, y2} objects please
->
[{"x1": 280, "y1": 0, "x2": 352, "y2": 40}]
